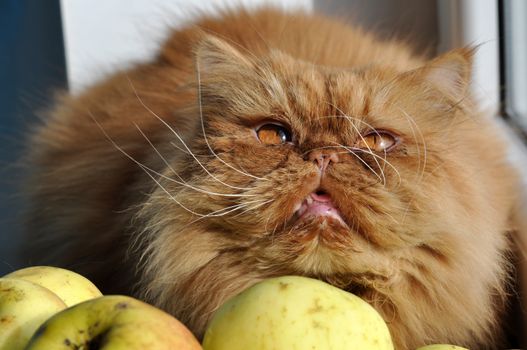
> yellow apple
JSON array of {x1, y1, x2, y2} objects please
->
[
  {"x1": 3, "y1": 266, "x2": 102, "y2": 307},
  {"x1": 24, "y1": 295, "x2": 202, "y2": 350},
  {"x1": 416, "y1": 345, "x2": 469, "y2": 350},
  {"x1": 0, "y1": 278, "x2": 66, "y2": 350},
  {"x1": 202, "y1": 275, "x2": 394, "y2": 350}
]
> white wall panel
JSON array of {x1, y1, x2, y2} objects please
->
[{"x1": 60, "y1": 0, "x2": 312, "y2": 93}]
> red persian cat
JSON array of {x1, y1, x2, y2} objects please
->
[{"x1": 23, "y1": 8, "x2": 520, "y2": 349}]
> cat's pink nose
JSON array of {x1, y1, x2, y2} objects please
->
[{"x1": 307, "y1": 150, "x2": 339, "y2": 174}]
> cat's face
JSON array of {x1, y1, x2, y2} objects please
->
[
  {"x1": 147, "y1": 36, "x2": 480, "y2": 286},
  {"x1": 136, "y1": 36, "x2": 514, "y2": 347}
]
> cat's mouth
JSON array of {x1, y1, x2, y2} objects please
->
[{"x1": 292, "y1": 190, "x2": 347, "y2": 227}]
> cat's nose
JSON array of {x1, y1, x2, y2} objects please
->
[{"x1": 306, "y1": 150, "x2": 339, "y2": 174}]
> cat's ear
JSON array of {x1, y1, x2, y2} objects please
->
[
  {"x1": 419, "y1": 47, "x2": 475, "y2": 100},
  {"x1": 195, "y1": 35, "x2": 254, "y2": 78},
  {"x1": 193, "y1": 35, "x2": 272, "y2": 116}
]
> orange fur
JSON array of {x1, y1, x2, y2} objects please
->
[{"x1": 23, "y1": 8, "x2": 519, "y2": 349}]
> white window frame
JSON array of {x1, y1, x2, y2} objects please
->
[
  {"x1": 502, "y1": 0, "x2": 527, "y2": 130},
  {"x1": 437, "y1": 0, "x2": 500, "y2": 116}
]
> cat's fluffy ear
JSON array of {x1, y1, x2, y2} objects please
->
[
  {"x1": 193, "y1": 35, "x2": 272, "y2": 116},
  {"x1": 195, "y1": 35, "x2": 254, "y2": 79},
  {"x1": 419, "y1": 47, "x2": 475, "y2": 101}
]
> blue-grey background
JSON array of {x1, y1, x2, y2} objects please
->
[{"x1": 0, "y1": 0, "x2": 66, "y2": 275}]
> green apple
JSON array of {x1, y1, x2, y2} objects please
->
[
  {"x1": 3, "y1": 266, "x2": 102, "y2": 307},
  {"x1": 24, "y1": 295, "x2": 203, "y2": 350},
  {"x1": 202, "y1": 275, "x2": 394, "y2": 350},
  {"x1": 0, "y1": 278, "x2": 67, "y2": 350},
  {"x1": 416, "y1": 345, "x2": 469, "y2": 350}
]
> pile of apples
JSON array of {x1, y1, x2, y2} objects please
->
[{"x1": 0, "y1": 266, "x2": 468, "y2": 350}]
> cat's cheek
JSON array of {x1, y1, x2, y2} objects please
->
[
  {"x1": 316, "y1": 170, "x2": 409, "y2": 249},
  {"x1": 223, "y1": 143, "x2": 297, "y2": 178}
]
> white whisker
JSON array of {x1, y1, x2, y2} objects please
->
[
  {"x1": 89, "y1": 113, "x2": 209, "y2": 217},
  {"x1": 133, "y1": 123, "x2": 185, "y2": 182},
  {"x1": 168, "y1": 141, "x2": 192, "y2": 155},
  {"x1": 204, "y1": 199, "x2": 267, "y2": 217},
  {"x1": 188, "y1": 198, "x2": 270, "y2": 225},
  {"x1": 324, "y1": 103, "x2": 388, "y2": 186},
  {"x1": 127, "y1": 77, "x2": 254, "y2": 191},
  {"x1": 196, "y1": 60, "x2": 268, "y2": 182},
  {"x1": 400, "y1": 108, "x2": 427, "y2": 183},
  {"x1": 331, "y1": 143, "x2": 384, "y2": 183},
  {"x1": 133, "y1": 123, "x2": 256, "y2": 198},
  {"x1": 351, "y1": 147, "x2": 402, "y2": 186},
  {"x1": 231, "y1": 198, "x2": 274, "y2": 218},
  {"x1": 302, "y1": 143, "x2": 386, "y2": 182}
]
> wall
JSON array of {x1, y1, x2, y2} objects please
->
[
  {"x1": 60, "y1": 0, "x2": 312, "y2": 93},
  {"x1": 315, "y1": 0, "x2": 439, "y2": 53}
]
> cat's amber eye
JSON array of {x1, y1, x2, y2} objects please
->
[
  {"x1": 256, "y1": 124, "x2": 292, "y2": 145},
  {"x1": 356, "y1": 131, "x2": 398, "y2": 152}
]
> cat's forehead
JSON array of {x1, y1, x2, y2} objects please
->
[{"x1": 268, "y1": 63, "x2": 395, "y2": 134}]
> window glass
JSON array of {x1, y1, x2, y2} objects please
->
[{"x1": 503, "y1": 0, "x2": 527, "y2": 131}]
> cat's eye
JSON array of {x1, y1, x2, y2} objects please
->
[
  {"x1": 356, "y1": 131, "x2": 398, "y2": 152},
  {"x1": 256, "y1": 123, "x2": 292, "y2": 145}
]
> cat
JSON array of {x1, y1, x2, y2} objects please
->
[{"x1": 22, "y1": 7, "x2": 520, "y2": 350}]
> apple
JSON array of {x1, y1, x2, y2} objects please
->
[
  {"x1": 3, "y1": 266, "x2": 102, "y2": 307},
  {"x1": 416, "y1": 345, "x2": 469, "y2": 350},
  {"x1": 202, "y1": 275, "x2": 394, "y2": 350},
  {"x1": 0, "y1": 278, "x2": 67, "y2": 350},
  {"x1": 24, "y1": 295, "x2": 202, "y2": 350}
]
